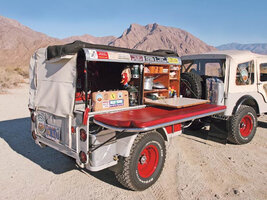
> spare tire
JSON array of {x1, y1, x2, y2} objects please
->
[{"x1": 180, "y1": 72, "x2": 202, "y2": 99}]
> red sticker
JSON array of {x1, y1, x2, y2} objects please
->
[{"x1": 97, "y1": 51, "x2": 109, "y2": 59}]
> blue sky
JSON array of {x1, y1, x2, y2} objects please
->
[{"x1": 0, "y1": 0, "x2": 266, "y2": 46}]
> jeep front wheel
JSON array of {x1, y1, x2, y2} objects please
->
[
  {"x1": 228, "y1": 105, "x2": 257, "y2": 144},
  {"x1": 115, "y1": 131, "x2": 166, "y2": 191}
]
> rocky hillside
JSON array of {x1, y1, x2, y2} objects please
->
[
  {"x1": 0, "y1": 15, "x2": 216, "y2": 90},
  {"x1": 62, "y1": 34, "x2": 116, "y2": 45},
  {"x1": 0, "y1": 16, "x2": 61, "y2": 70},
  {"x1": 0, "y1": 16, "x2": 62, "y2": 90},
  {"x1": 109, "y1": 23, "x2": 216, "y2": 56},
  {"x1": 217, "y1": 43, "x2": 267, "y2": 54}
]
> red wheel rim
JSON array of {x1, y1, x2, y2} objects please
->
[
  {"x1": 240, "y1": 115, "x2": 253, "y2": 137},
  {"x1": 137, "y1": 145, "x2": 159, "y2": 178}
]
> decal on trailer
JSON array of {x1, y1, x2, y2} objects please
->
[
  {"x1": 88, "y1": 50, "x2": 97, "y2": 59},
  {"x1": 102, "y1": 100, "x2": 109, "y2": 108},
  {"x1": 167, "y1": 57, "x2": 179, "y2": 64},
  {"x1": 155, "y1": 57, "x2": 168, "y2": 63},
  {"x1": 97, "y1": 51, "x2": 109, "y2": 59},
  {"x1": 144, "y1": 56, "x2": 169, "y2": 64},
  {"x1": 130, "y1": 55, "x2": 144, "y2": 62},
  {"x1": 96, "y1": 94, "x2": 103, "y2": 102},
  {"x1": 110, "y1": 93, "x2": 116, "y2": 100},
  {"x1": 117, "y1": 53, "x2": 131, "y2": 60},
  {"x1": 118, "y1": 92, "x2": 123, "y2": 99},
  {"x1": 109, "y1": 99, "x2": 124, "y2": 107},
  {"x1": 144, "y1": 56, "x2": 156, "y2": 62}
]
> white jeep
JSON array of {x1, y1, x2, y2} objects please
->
[{"x1": 181, "y1": 50, "x2": 267, "y2": 144}]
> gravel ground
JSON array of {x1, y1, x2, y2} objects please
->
[{"x1": 0, "y1": 84, "x2": 266, "y2": 200}]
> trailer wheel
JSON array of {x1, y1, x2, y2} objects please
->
[
  {"x1": 115, "y1": 131, "x2": 166, "y2": 191},
  {"x1": 228, "y1": 105, "x2": 257, "y2": 144},
  {"x1": 180, "y1": 72, "x2": 202, "y2": 99}
]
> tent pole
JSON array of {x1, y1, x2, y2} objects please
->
[{"x1": 85, "y1": 60, "x2": 88, "y2": 109}]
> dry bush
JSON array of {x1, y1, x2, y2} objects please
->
[{"x1": 0, "y1": 66, "x2": 27, "y2": 92}]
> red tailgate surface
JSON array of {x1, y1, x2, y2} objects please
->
[{"x1": 94, "y1": 104, "x2": 226, "y2": 128}]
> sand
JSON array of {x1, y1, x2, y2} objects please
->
[{"x1": 0, "y1": 84, "x2": 266, "y2": 200}]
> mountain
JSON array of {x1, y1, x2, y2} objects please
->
[
  {"x1": 0, "y1": 16, "x2": 216, "y2": 90},
  {"x1": 62, "y1": 34, "x2": 116, "y2": 45},
  {"x1": 109, "y1": 23, "x2": 216, "y2": 56},
  {"x1": 217, "y1": 43, "x2": 267, "y2": 54},
  {"x1": 0, "y1": 16, "x2": 61, "y2": 69},
  {"x1": 0, "y1": 16, "x2": 114, "y2": 72}
]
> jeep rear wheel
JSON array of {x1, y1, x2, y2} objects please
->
[
  {"x1": 228, "y1": 105, "x2": 257, "y2": 144},
  {"x1": 115, "y1": 131, "x2": 166, "y2": 191}
]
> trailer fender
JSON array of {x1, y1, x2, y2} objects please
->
[
  {"x1": 156, "y1": 128, "x2": 169, "y2": 142},
  {"x1": 116, "y1": 129, "x2": 168, "y2": 159},
  {"x1": 116, "y1": 133, "x2": 138, "y2": 157}
]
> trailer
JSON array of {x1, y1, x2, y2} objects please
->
[{"x1": 29, "y1": 41, "x2": 226, "y2": 190}]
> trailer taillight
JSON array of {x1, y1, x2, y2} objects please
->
[
  {"x1": 71, "y1": 126, "x2": 76, "y2": 134},
  {"x1": 80, "y1": 129, "x2": 87, "y2": 142},
  {"x1": 79, "y1": 151, "x2": 87, "y2": 163}
]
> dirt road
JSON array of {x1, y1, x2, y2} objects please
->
[{"x1": 0, "y1": 84, "x2": 266, "y2": 200}]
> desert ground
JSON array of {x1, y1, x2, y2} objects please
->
[{"x1": 0, "y1": 84, "x2": 266, "y2": 200}]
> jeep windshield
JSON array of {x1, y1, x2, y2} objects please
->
[{"x1": 181, "y1": 59, "x2": 226, "y2": 78}]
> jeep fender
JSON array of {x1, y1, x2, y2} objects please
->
[{"x1": 232, "y1": 95, "x2": 259, "y2": 115}]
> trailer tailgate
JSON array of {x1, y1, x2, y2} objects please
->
[{"x1": 94, "y1": 104, "x2": 226, "y2": 129}]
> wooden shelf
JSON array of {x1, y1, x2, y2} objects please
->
[
  {"x1": 144, "y1": 89, "x2": 168, "y2": 93},
  {"x1": 144, "y1": 73, "x2": 168, "y2": 76},
  {"x1": 143, "y1": 64, "x2": 180, "y2": 101}
]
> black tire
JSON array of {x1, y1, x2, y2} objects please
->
[
  {"x1": 115, "y1": 131, "x2": 166, "y2": 191},
  {"x1": 180, "y1": 72, "x2": 202, "y2": 99},
  {"x1": 228, "y1": 105, "x2": 257, "y2": 144}
]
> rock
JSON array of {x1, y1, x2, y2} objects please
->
[{"x1": 233, "y1": 188, "x2": 240, "y2": 195}]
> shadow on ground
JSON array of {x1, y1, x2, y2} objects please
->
[
  {"x1": 0, "y1": 117, "x2": 123, "y2": 189},
  {"x1": 0, "y1": 117, "x2": 76, "y2": 174},
  {"x1": 258, "y1": 120, "x2": 267, "y2": 128}
]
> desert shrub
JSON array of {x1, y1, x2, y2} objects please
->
[{"x1": 0, "y1": 67, "x2": 26, "y2": 92}]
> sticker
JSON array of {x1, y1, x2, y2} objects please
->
[
  {"x1": 104, "y1": 93, "x2": 108, "y2": 100},
  {"x1": 97, "y1": 51, "x2": 109, "y2": 59},
  {"x1": 117, "y1": 53, "x2": 131, "y2": 60},
  {"x1": 109, "y1": 99, "x2": 124, "y2": 107},
  {"x1": 155, "y1": 57, "x2": 168, "y2": 63},
  {"x1": 130, "y1": 55, "x2": 144, "y2": 62},
  {"x1": 96, "y1": 94, "x2": 103, "y2": 102},
  {"x1": 167, "y1": 57, "x2": 179, "y2": 64},
  {"x1": 102, "y1": 101, "x2": 109, "y2": 108},
  {"x1": 118, "y1": 92, "x2": 123, "y2": 99},
  {"x1": 110, "y1": 93, "x2": 116, "y2": 100},
  {"x1": 144, "y1": 56, "x2": 156, "y2": 62},
  {"x1": 88, "y1": 50, "x2": 97, "y2": 59},
  {"x1": 117, "y1": 99, "x2": 124, "y2": 106},
  {"x1": 108, "y1": 52, "x2": 118, "y2": 60}
]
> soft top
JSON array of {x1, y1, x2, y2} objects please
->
[
  {"x1": 47, "y1": 40, "x2": 179, "y2": 60},
  {"x1": 181, "y1": 50, "x2": 267, "y2": 61}
]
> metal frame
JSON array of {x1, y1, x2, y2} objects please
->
[{"x1": 93, "y1": 109, "x2": 226, "y2": 132}]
